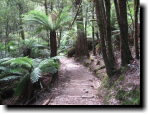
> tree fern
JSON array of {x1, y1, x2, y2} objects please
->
[
  {"x1": 0, "y1": 57, "x2": 60, "y2": 97},
  {"x1": 24, "y1": 6, "x2": 72, "y2": 32},
  {"x1": 24, "y1": 10, "x2": 54, "y2": 31}
]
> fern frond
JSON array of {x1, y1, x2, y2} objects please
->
[
  {"x1": 24, "y1": 10, "x2": 54, "y2": 31},
  {"x1": 0, "y1": 58, "x2": 12, "y2": 64},
  {"x1": 2, "y1": 57, "x2": 33, "y2": 69},
  {"x1": 24, "y1": 7, "x2": 71, "y2": 32},
  {"x1": 0, "y1": 75, "x2": 21, "y2": 82},
  {"x1": 30, "y1": 67, "x2": 41, "y2": 83},
  {"x1": 38, "y1": 58, "x2": 59, "y2": 74},
  {"x1": 0, "y1": 66, "x2": 7, "y2": 71}
]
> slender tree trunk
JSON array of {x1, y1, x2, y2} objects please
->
[
  {"x1": 134, "y1": 0, "x2": 140, "y2": 59},
  {"x1": 75, "y1": 0, "x2": 88, "y2": 57},
  {"x1": 18, "y1": 3, "x2": 25, "y2": 40},
  {"x1": 44, "y1": 0, "x2": 48, "y2": 15},
  {"x1": 50, "y1": 31, "x2": 57, "y2": 57},
  {"x1": 104, "y1": 0, "x2": 116, "y2": 68},
  {"x1": 44, "y1": 0, "x2": 50, "y2": 49},
  {"x1": 92, "y1": 3, "x2": 96, "y2": 55},
  {"x1": 85, "y1": 7, "x2": 88, "y2": 37},
  {"x1": 114, "y1": 0, "x2": 133, "y2": 66},
  {"x1": 5, "y1": 19, "x2": 10, "y2": 53},
  {"x1": 94, "y1": 0, "x2": 114, "y2": 77}
]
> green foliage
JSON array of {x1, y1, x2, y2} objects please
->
[
  {"x1": 19, "y1": 37, "x2": 50, "y2": 58},
  {"x1": 0, "y1": 75, "x2": 21, "y2": 82},
  {"x1": 39, "y1": 58, "x2": 60, "y2": 74},
  {"x1": 30, "y1": 67, "x2": 41, "y2": 83},
  {"x1": 24, "y1": 6, "x2": 72, "y2": 32},
  {"x1": 14, "y1": 76, "x2": 30, "y2": 96},
  {"x1": 2, "y1": 57, "x2": 33, "y2": 68},
  {"x1": 99, "y1": 74, "x2": 140, "y2": 105},
  {"x1": 116, "y1": 88, "x2": 140, "y2": 105},
  {"x1": 0, "y1": 56, "x2": 60, "y2": 96}
]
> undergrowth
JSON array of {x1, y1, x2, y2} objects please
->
[{"x1": 99, "y1": 73, "x2": 140, "y2": 105}]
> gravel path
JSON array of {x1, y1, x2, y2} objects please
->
[{"x1": 34, "y1": 57, "x2": 102, "y2": 105}]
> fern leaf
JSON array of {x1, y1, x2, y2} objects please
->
[
  {"x1": 2, "y1": 57, "x2": 33, "y2": 69},
  {"x1": 0, "y1": 75, "x2": 21, "y2": 82},
  {"x1": 30, "y1": 67, "x2": 41, "y2": 83}
]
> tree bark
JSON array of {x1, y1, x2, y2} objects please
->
[
  {"x1": 94, "y1": 0, "x2": 114, "y2": 77},
  {"x1": 114, "y1": 0, "x2": 133, "y2": 66},
  {"x1": 75, "y1": 0, "x2": 88, "y2": 57},
  {"x1": 104, "y1": 0, "x2": 116, "y2": 68},
  {"x1": 92, "y1": 3, "x2": 96, "y2": 55},
  {"x1": 50, "y1": 31, "x2": 57, "y2": 57},
  {"x1": 85, "y1": 7, "x2": 88, "y2": 37},
  {"x1": 134, "y1": 0, "x2": 140, "y2": 59}
]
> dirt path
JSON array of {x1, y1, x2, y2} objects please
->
[{"x1": 34, "y1": 57, "x2": 102, "y2": 105}]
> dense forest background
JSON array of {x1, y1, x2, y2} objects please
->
[{"x1": 0, "y1": 0, "x2": 140, "y2": 105}]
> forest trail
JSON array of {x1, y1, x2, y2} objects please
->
[{"x1": 34, "y1": 57, "x2": 102, "y2": 105}]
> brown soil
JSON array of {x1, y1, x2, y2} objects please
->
[{"x1": 33, "y1": 57, "x2": 102, "y2": 105}]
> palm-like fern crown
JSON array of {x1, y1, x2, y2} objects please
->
[{"x1": 24, "y1": 6, "x2": 71, "y2": 32}]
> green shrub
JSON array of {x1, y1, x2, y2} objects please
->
[{"x1": 0, "y1": 57, "x2": 60, "y2": 97}]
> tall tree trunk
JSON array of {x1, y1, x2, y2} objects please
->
[
  {"x1": 75, "y1": 0, "x2": 88, "y2": 57},
  {"x1": 134, "y1": 0, "x2": 140, "y2": 59},
  {"x1": 94, "y1": 0, "x2": 114, "y2": 77},
  {"x1": 104, "y1": 0, "x2": 116, "y2": 68},
  {"x1": 44, "y1": 0, "x2": 50, "y2": 49},
  {"x1": 85, "y1": 7, "x2": 88, "y2": 37},
  {"x1": 5, "y1": 19, "x2": 10, "y2": 53},
  {"x1": 50, "y1": 31, "x2": 57, "y2": 57},
  {"x1": 92, "y1": 3, "x2": 96, "y2": 55},
  {"x1": 18, "y1": 3, "x2": 25, "y2": 40},
  {"x1": 114, "y1": 0, "x2": 133, "y2": 66}
]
